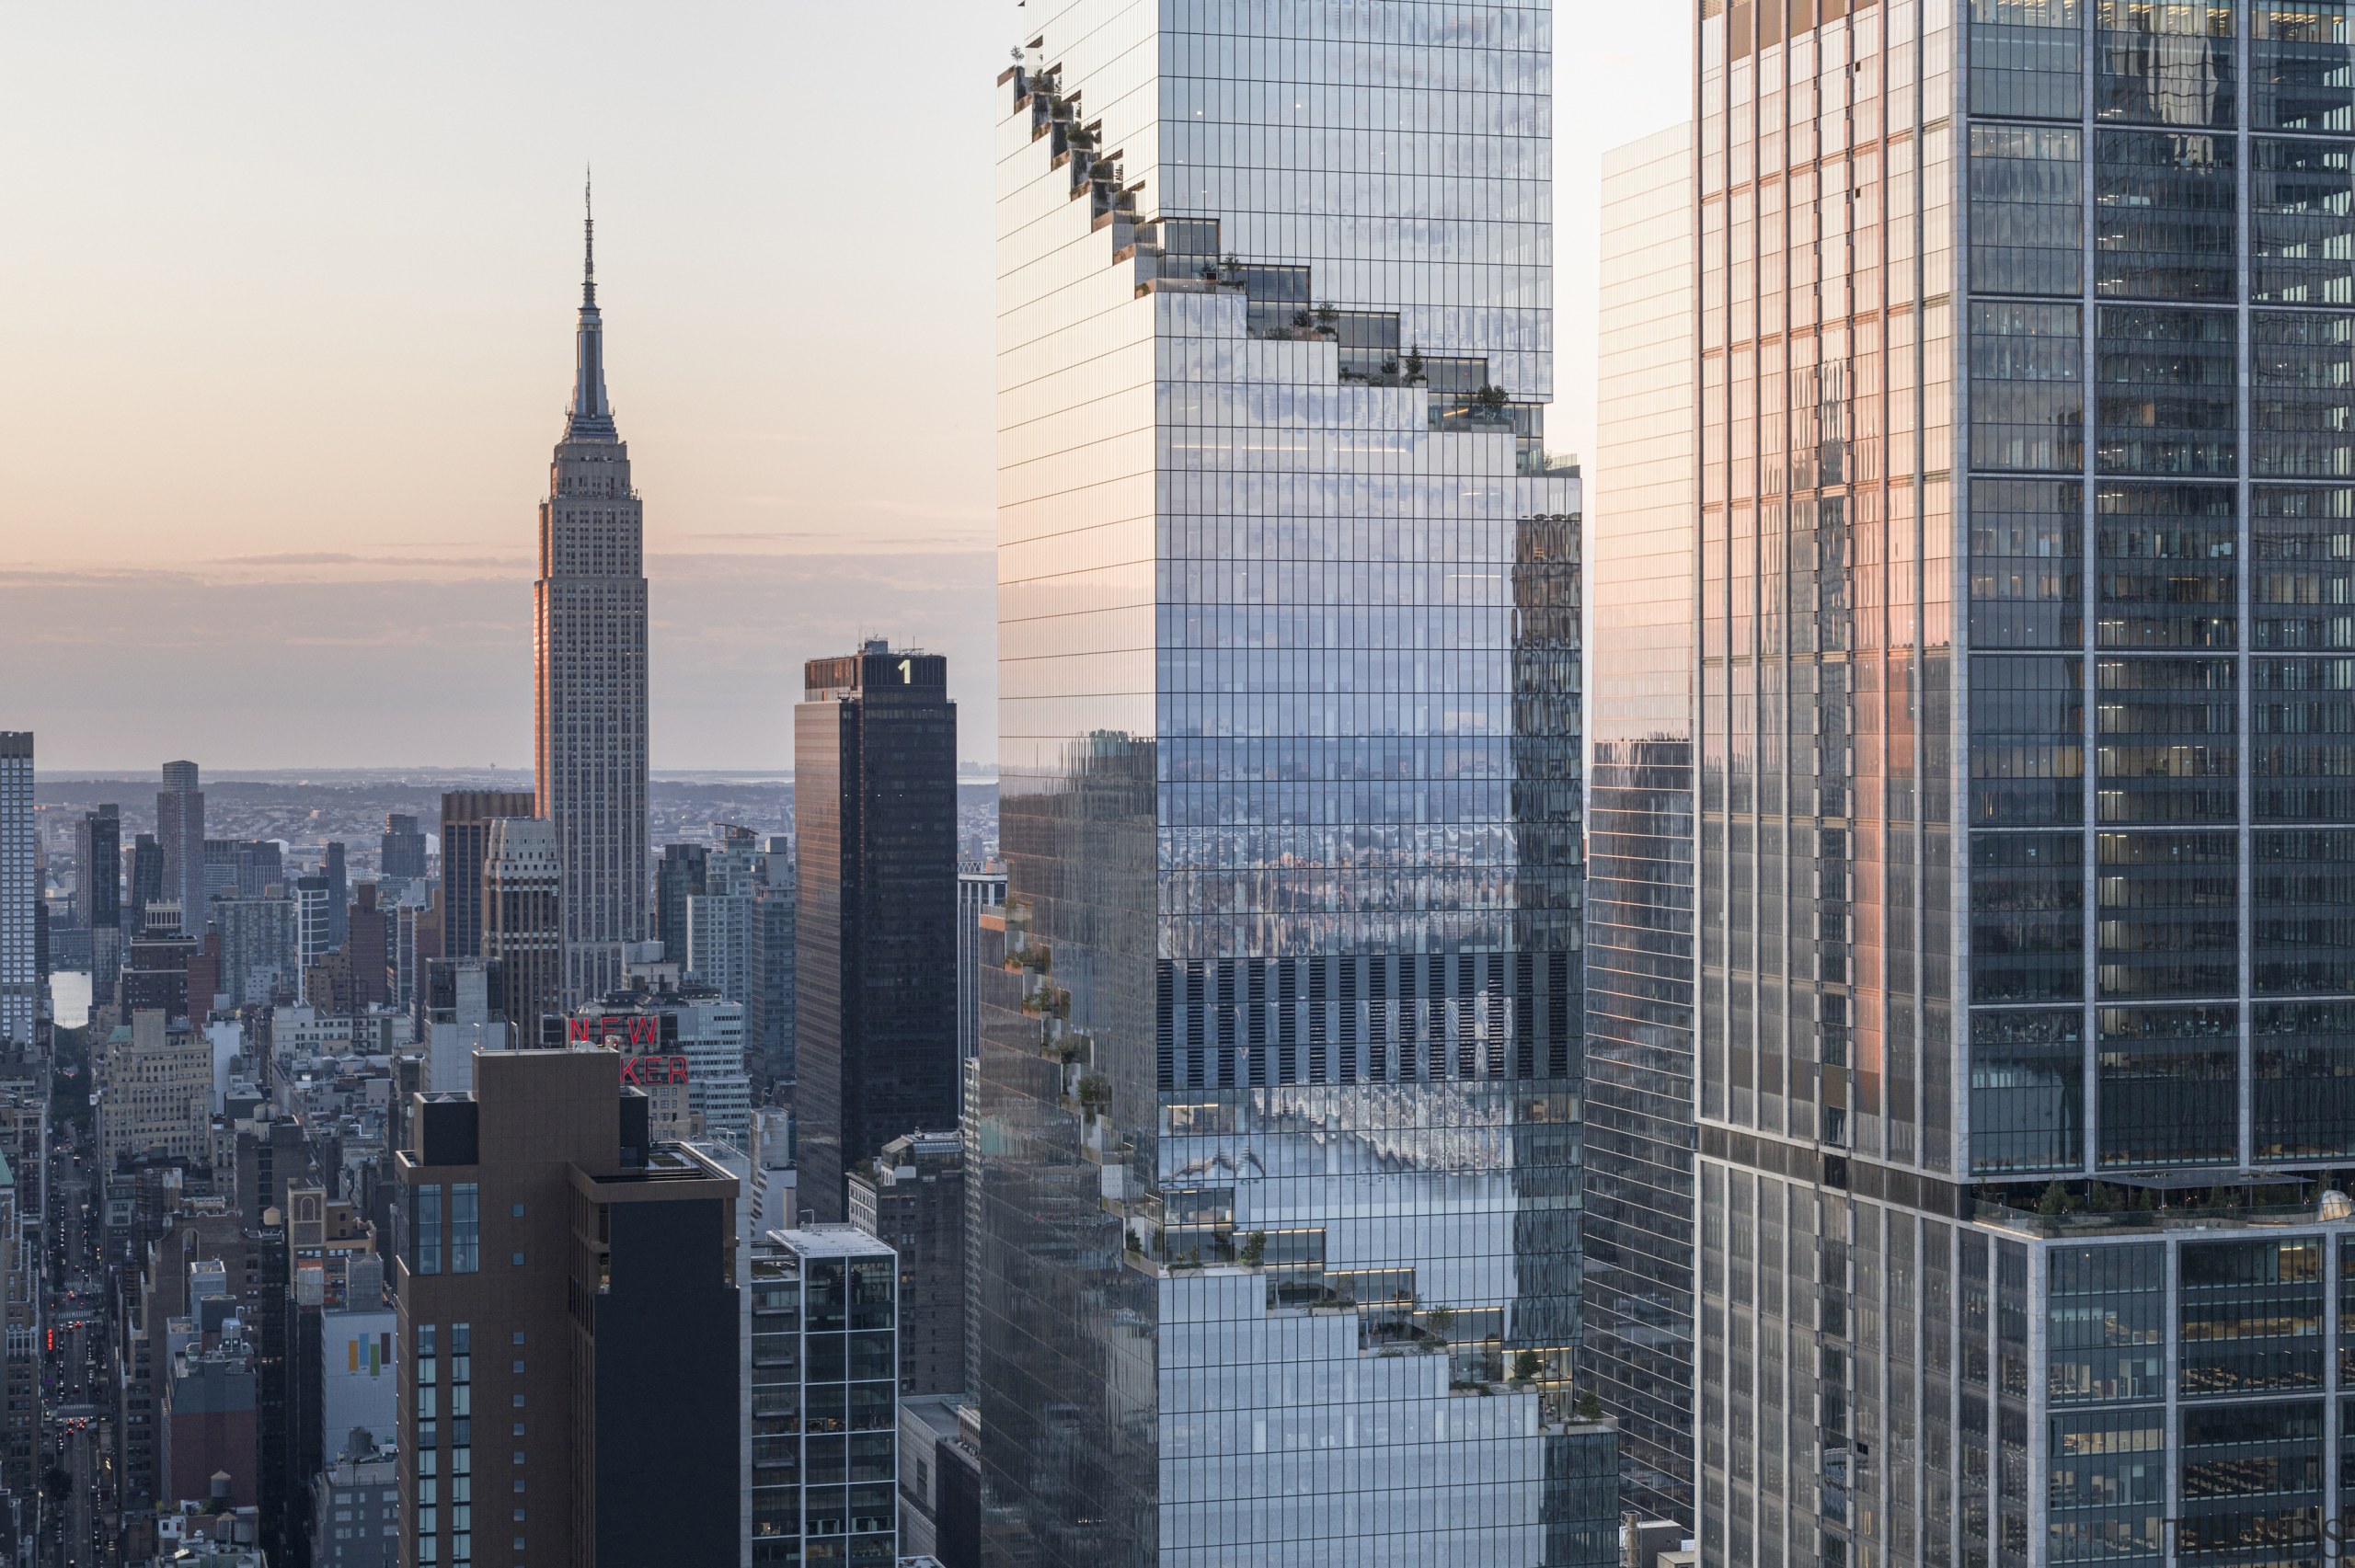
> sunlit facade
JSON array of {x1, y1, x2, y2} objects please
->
[
  {"x1": 978, "y1": 2, "x2": 1607, "y2": 1562},
  {"x1": 1588, "y1": 125, "x2": 1704, "y2": 1527},
  {"x1": 1655, "y1": 0, "x2": 2355, "y2": 1562}
]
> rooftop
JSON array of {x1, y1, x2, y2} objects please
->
[{"x1": 768, "y1": 1223, "x2": 894, "y2": 1261}]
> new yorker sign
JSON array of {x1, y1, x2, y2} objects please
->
[
  {"x1": 568, "y1": 1014, "x2": 666, "y2": 1047},
  {"x1": 614, "y1": 1053, "x2": 690, "y2": 1086},
  {"x1": 555, "y1": 1013, "x2": 690, "y2": 1083}
]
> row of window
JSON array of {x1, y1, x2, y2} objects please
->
[
  {"x1": 406, "y1": 1185, "x2": 482, "y2": 1276},
  {"x1": 1971, "y1": 125, "x2": 2355, "y2": 307}
]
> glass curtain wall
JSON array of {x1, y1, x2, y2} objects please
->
[
  {"x1": 1590, "y1": 125, "x2": 1705, "y2": 1526},
  {"x1": 982, "y1": 2, "x2": 1598, "y2": 1563},
  {"x1": 1693, "y1": 0, "x2": 2355, "y2": 1562}
]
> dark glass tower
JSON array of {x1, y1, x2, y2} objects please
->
[
  {"x1": 323, "y1": 840, "x2": 347, "y2": 950},
  {"x1": 130, "y1": 832, "x2": 165, "y2": 929},
  {"x1": 77, "y1": 806, "x2": 121, "y2": 932},
  {"x1": 794, "y1": 640, "x2": 958, "y2": 1221},
  {"x1": 440, "y1": 791, "x2": 536, "y2": 961},
  {"x1": 656, "y1": 842, "x2": 707, "y2": 968},
  {"x1": 381, "y1": 814, "x2": 427, "y2": 881}
]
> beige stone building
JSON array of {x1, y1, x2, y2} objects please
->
[{"x1": 99, "y1": 1009, "x2": 212, "y2": 1168}]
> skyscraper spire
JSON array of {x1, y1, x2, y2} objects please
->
[
  {"x1": 567, "y1": 170, "x2": 615, "y2": 441},
  {"x1": 538, "y1": 166, "x2": 648, "y2": 1010}
]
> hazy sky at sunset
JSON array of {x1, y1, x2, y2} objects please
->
[{"x1": 0, "y1": 3, "x2": 1685, "y2": 772}]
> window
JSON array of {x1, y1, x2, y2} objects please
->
[
  {"x1": 2095, "y1": 131, "x2": 2237, "y2": 302},
  {"x1": 2180, "y1": 1241, "x2": 2326, "y2": 1392},
  {"x1": 1970, "y1": 302, "x2": 2085, "y2": 473},
  {"x1": 1970, "y1": 125, "x2": 2085, "y2": 296},
  {"x1": 2097, "y1": 306, "x2": 2238, "y2": 476},
  {"x1": 1970, "y1": 1008, "x2": 2086, "y2": 1173},
  {"x1": 2255, "y1": 311, "x2": 2355, "y2": 478},
  {"x1": 2097, "y1": 0, "x2": 2237, "y2": 128},
  {"x1": 1971, "y1": 832, "x2": 2085, "y2": 1001},
  {"x1": 2098, "y1": 1004, "x2": 2240, "y2": 1163},
  {"x1": 410, "y1": 1186, "x2": 442, "y2": 1276},
  {"x1": 452, "y1": 1185, "x2": 479, "y2": 1274},
  {"x1": 2257, "y1": 1001, "x2": 2355, "y2": 1158},
  {"x1": 1972, "y1": 0, "x2": 2086, "y2": 120},
  {"x1": 2254, "y1": 657, "x2": 2355, "y2": 818},
  {"x1": 1970, "y1": 656, "x2": 2086, "y2": 825}
]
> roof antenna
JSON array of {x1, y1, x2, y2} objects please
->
[{"x1": 582, "y1": 166, "x2": 596, "y2": 305}]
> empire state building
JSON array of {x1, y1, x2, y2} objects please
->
[{"x1": 535, "y1": 191, "x2": 648, "y2": 1004}]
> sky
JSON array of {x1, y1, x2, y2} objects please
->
[{"x1": 0, "y1": 3, "x2": 1687, "y2": 773}]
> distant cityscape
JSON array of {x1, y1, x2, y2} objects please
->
[{"x1": 28, "y1": 777, "x2": 1002, "y2": 892}]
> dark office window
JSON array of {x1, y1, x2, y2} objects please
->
[
  {"x1": 2254, "y1": 140, "x2": 2355, "y2": 305},
  {"x1": 2255, "y1": 1001, "x2": 2355, "y2": 1158},
  {"x1": 2096, "y1": 483, "x2": 2237, "y2": 650},
  {"x1": 2097, "y1": 1003, "x2": 2239, "y2": 1164},
  {"x1": 1973, "y1": 0, "x2": 2088, "y2": 119},
  {"x1": 2093, "y1": 657, "x2": 2238, "y2": 824},
  {"x1": 1971, "y1": 832, "x2": 2085, "y2": 1002},
  {"x1": 2179, "y1": 1242, "x2": 2326, "y2": 1393},
  {"x1": 2097, "y1": 0, "x2": 2237, "y2": 128},
  {"x1": 2252, "y1": 0, "x2": 2355, "y2": 132},
  {"x1": 2254, "y1": 830, "x2": 2355, "y2": 991},
  {"x1": 1970, "y1": 656, "x2": 2085, "y2": 826},
  {"x1": 2095, "y1": 131, "x2": 2237, "y2": 302},
  {"x1": 2253, "y1": 486, "x2": 2355, "y2": 650},
  {"x1": 2097, "y1": 306, "x2": 2238, "y2": 477},
  {"x1": 1972, "y1": 125, "x2": 2087, "y2": 295},
  {"x1": 1971, "y1": 303, "x2": 2086, "y2": 473},
  {"x1": 1969, "y1": 1007, "x2": 2085, "y2": 1173},
  {"x1": 2048, "y1": 1243, "x2": 2165, "y2": 1403},
  {"x1": 2252, "y1": 657, "x2": 2355, "y2": 819},
  {"x1": 2254, "y1": 311, "x2": 2355, "y2": 479},
  {"x1": 1970, "y1": 479, "x2": 2085, "y2": 649},
  {"x1": 2095, "y1": 830, "x2": 2238, "y2": 998}
]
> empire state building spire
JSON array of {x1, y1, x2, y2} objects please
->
[
  {"x1": 536, "y1": 180, "x2": 649, "y2": 1005},
  {"x1": 568, "y1": 174, "x2": 616, "y2": 441}
]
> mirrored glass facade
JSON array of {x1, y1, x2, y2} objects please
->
[
  {"x1": 1590, "y1": 127, "x2": 1705, "y2": 1525},
  {"x1": 1659, "y1": 0, "x2": 2355, "y2": 1560},
  {"x1": 981, "y1": 3, "x2": 1606, "y2": 1562}
]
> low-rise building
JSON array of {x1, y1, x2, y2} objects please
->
[{"x1": 309, "y1": 1434, "x2": 398, "y2": 1568}]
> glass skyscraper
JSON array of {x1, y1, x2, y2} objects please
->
[
  {"x1": 1606, "y1": 0, "x2": 2355, "y2": 1561},
  {"x1": 795, "y1": 643, "x2": 959, "y2": 1223},
  {"x1": 1590, "y1": 124, "x2": 1703, "y2": 1527},
  {"x1": 979, "y1": 3, "x2": 1606, "y2": 1563}
]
